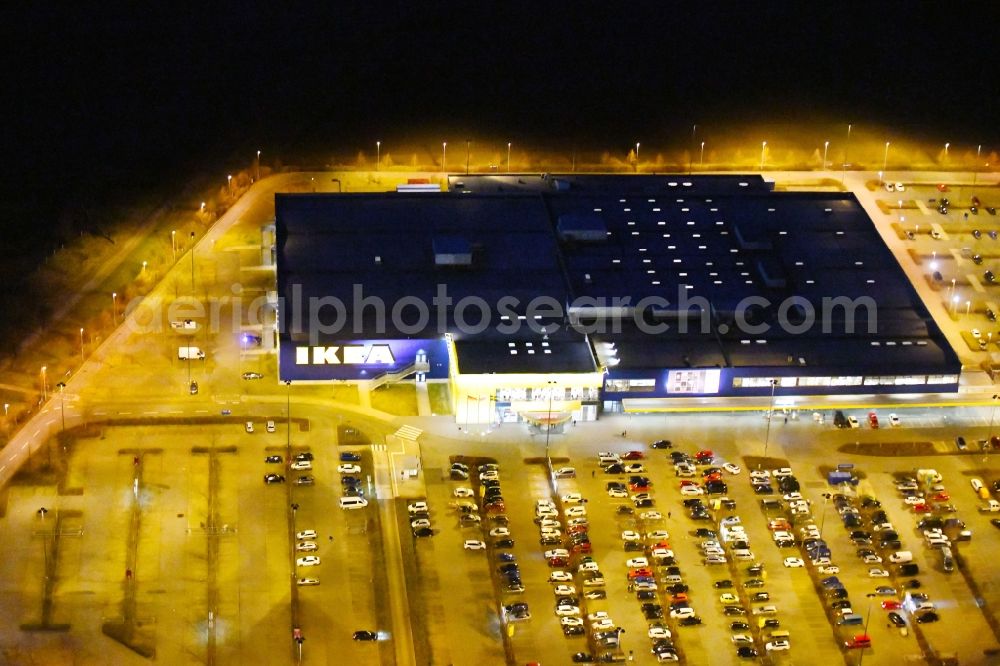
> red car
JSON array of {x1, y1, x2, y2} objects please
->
[
  {"x1": 912, "y1": 503, "x2": 932, "y2": 513},
  {"x1": 571, "y1": 542, "x2": 592, "y2": 554},
  {"x1": 629, "y1": 482, "x2": 651, "y2": 492},
  {"x1": 930, "y1": 491, "x2": 950, "y2": 502},
  {"x1": 695, "y1": 450, "x2": 714, "y2": 460},
  {"x1": 567, "y1": 525, "x2": 589, "y2": 535},
  {"x1": 881, "y1": 600, "x2": 901, "y2": 610},
  {"x1": 703, "y1": 473, "x2": 723, "y2": 483},
  {"x1": 548, "y1": 557, "x2": 569, "y2": 567},
  {"x1": 628, "y1": 567, "x2": 653, "y2": 580},
  {"x1": 622, "y1": 451, "x2": 646, "y2": 460},
  {"x1": 651, "y1": 541, "x2": 671, "y2": 550},
  {"x1": 680, "y1": 480, "x2": 697, "y2": 487},
  {"x1": 937, "y1": 183, "x2": 949, "y2": 192},
  {"x1": 868, "y1": 412, "x2": 879, "y2": 429}
]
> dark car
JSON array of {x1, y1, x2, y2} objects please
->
[
  {"x1": 667, "y1": 583, "x2": 689, "y2": 594},
  {"x1": 604, "y1": 463, "x2": 625, "y2": 474},
  {"x1": 760, "y1": 618, "x2": 780, "y2": 629},
  {"x1": 861, "y1": 496, "x2": 882, "y2": 509},
  {"x1": 902, "y1": 579, "x2": 922, "y2": 589},
  {"x1": 563, "y1": 625, "x2": 585, "y2": 636},
  {"x1": 744, "y1": 578, "x2": 765, "y2": 588},
  {"x1": 651, "y1": 439, "x2": 673, "y2": 449},
  {"x1": 295, "y1": 452, "x2": 315, "y2": 461},
  {"x1": 753, "y1": 484, "x2": 775, "y2": 495},
  {"x1": 731, "y1": 621, "x2": 750, "y2": 631},
  {"x1": 683, "y1": 498, "x2": 705, "y2": 508},
  {"x1": 339, "y1": 452, "x2": 361, "y2": 462},
  {"x1": 572, "y1": 653, "x2": 595, "y2": 663},
  {"x1": 341, "y1": 476, "x2": 361, "y2": 486},
  {"x1": 695, "y1": 528, "x2": 717, "y2": 538},
  {"x1": 916, "y1": 611, "x2": 939, "y2": 624},
  {"x1": 827, "y1": 588, "x2": 849, "y2": 600},
  {"x1": 689, "y1": 509, "x2": 711, "y2": 520},
  {"x1": 889, "y1": 612, "x2": 906, "y2": 627},
  {"x1": 714, "y1": 579, "x2": 734, "y2": 588},
  {"x1": 353, "y1": 630, "x2": 378, "y2": 641},
  {"x1": 413, "y1": 527, "x2": 434, "y2": 537},
  {"x1": 751, "y1": 592, "x2": 770, "y2": 602},
  {"x1": 737, "y1": 646, "x2": 758, "y2": 659},
  {"x1": 637, "y1": 589, "x2": 657, "y2": 600},
  {"x1": 493, "y1": 538, "x2": 514, "y2": 549},
  {"x1": 264, "y1": 473, "x2": 285, "y2": 484},
  {"x1": 295, "y1": 475, "x2": 315, "y2": 486},
  {"x1": 264, "y1": 455, "x2": 283, "y2": 464},
  {"x1": 634, "y1": 498, "x2": 655, "y2": 508},
  {"x1": 746, "y1": 563, "x2": 765, "y2": 575},
  {"x1": 723, "y1": 606, "x2": 747, "y2": 616},
  {"x1": 986, "y1": 270, "x2": 996, "y2": 284},
  {"x1": 678, "y1": 616, "x2": 703, "y2": 626},
  {"x1": 642, "y1": 603, "x2": 664, "y2": 619}
]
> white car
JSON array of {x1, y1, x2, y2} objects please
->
[
  {"x1": 783, "y1": 492, "x2": 803, "y2": 501},
  {"x1": 554, "y1": 467, "x2": 576, "y2": 478},
  {"x1": 623, "y1": 463, "x2": 645, "y2": 473},
  {"x1": 720, "y1": 593, "x2": 739, "y2": 603},
  {"x1": 540, "y1": 528, "x2": 562, "y2": 539},
  {"x1": 705, "y1": 554, "x2": 727, "y2": 564},
  {"x1": 869, "y1": 568, "x2": 890, "y2": 578},
  {"x1": 895, "y1": 182, "x2": 906, "y2": 192},
  {"x1": 904, "y1": 495, "x2": 926, "y2": 505},
  {"x1": 817, "y1": 565, "x2": 840, "y2": 575},
  {"x1": 561, "y1": 493, "x2": 585, "y2": 504},
  {"x1": 536, "y1": 506, "x2": 558, "y2": 518},
  {"x1": 608, "y1": 488, "x2": 628, "y2": 498},
  {"x1": 479, "y1": 470, "x2": 499, "y2": 481},
  {"x1": 731, "y1": 634, "x2": 753, "y2": 644},
  {"x1": 410, "y1": 518, "x2": 430, "y2": 529},
  {"x1": 297, "y1": 577, "x2": 320, "y2": 586},
  {"x1": 453, "y1": 487, "x2": 474, "y2": 498},
  {"x1": 555, "y1": 604, "x2": 581, "y2": 616},
  {"x1": 549, "y1": 571, "x2": 573, "y2": 582},
  {"x1": 554, "y1": 584, "x2": 576, "y2": 596},
  {"x1": 646, "y1": 530, "x2": 670, "y2": 540},
  {"x1": 884, "y1": 182, "x2": 896, "y2": 192},
  {"x1": 591, "y1": 618, "x2": 615, "y2": 630},
  {"x1": 651, "y1": 548, "x2": 674, "y2": 561},
  {"x1": 749, "y1": 470, "x2": 771, "y2": 480},
  {"x1": 245, "y1": 421, "x2": 254, "y2": 433},
  {"x1": 544, "y1": 549, "x2": 570, "y2": 559},
  {"x1": 888, "y1": 413, "x2": 901, "y2": 427},
  {"x1": 640, "y1": 511, "x2": 662, "y2": 521},
  {"x1": 783, "y1": 557, "x2": 805, "y2": 568},
  {"x1": 489, "y1": 527, "x2": 510, "y2": 538},
  {"x1": 723, "y1": 463, "x2": 741, "y2": 475},
  {"x1": 538, "y1": 519, "x2": 561, "y2": 530},
  {"x1": 621, "y1": 530, "x2": 642, "y2": 541},
  {"x1": 296, "y1": 530, "x2": 317, "y2": 540},
  {"x1": 560, "y1": 616, "x2": 584, "y2": 627},
  {"x1": 773, "y1": 468, "x2": 793, "y2": 478},
  {"x1": 669, "y1": 607, "x2": 695, "y2": 619},
  {"x1": 290, "y1": 460, "x2": 312, "y2": 471},
  {"x1": 566, "y1": 506, "x2": 587, "y2": 517},
  {"x1": 296, "y1": 541, "x2": 318, "y2": 552},
  {"x1": 680, "y1": 485, "x2": 704, "y2": 496},
  {"x1": 266, "y1": 420, "x2": 276, "y2": 433},
  {"x1": 972, "y1": 328, "x2": 982, "y2": 339},
  {"x1": 626, "y1": 557, "x2": 649, "y2": 568},
  {"x1": 587, "y1": 611, "x2": 610, "y2": 622},
  {"x1": 296, "y1": 556, "x2": 320, "y2": 567},
  {"x1": 337, "y1": 464, "x2": 361, "y2": 474},
  {"x1": 578, "y1": 561, "x2": 600, "y2": 572},
  {"x1": 847, "y1": 416, "x2": 860, "y2": 428},
  {"x1": 766, "y1": 640, "x2": 790, "y2": 651},
  {"x1": 536, "y1": 499, "x2": 556, "y2": 510},
  {"x1": 675, "y1": 465, "x2": 695, "y2": 477},
  {"x1": 463, "y1": 540, "x2": 486, "y2": 550},
  {"x1": 408, "y1": 502, "x2": 429, "y2": 514},
  {"x1": 648, "y1": 625, "x2": 672, "y2": 639},
  {"x1": 635, "y1": 581, "x2": 658, "y2": 591}
]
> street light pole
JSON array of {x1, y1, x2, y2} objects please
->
[
  {"x1": 544, "y1": 380, "x2": 557, "y2": 471},
  {"x1": 973, "y1": 144, "x2": 982, "y2": 190},
  {"x1": 507, "y1": 142, "x2": 511, "y2": 172},
  {"x1": 57, "y1": 382, "x2": 66, "y2": 431},
  {"x1": 823, "y1": 140, "x2": 829, "y2": 170},
  {"x1": 256, "y1": 150, "x2": 261, "y2": 181},
  {"x1": 79, "y1": 328, "x2": 85, "y2": 363},
  {"x1": 442, "y1": 142, "x2": 447, "y2": 171},
  {"x1": 40, "y1": 366, "x2": 48, "y2": 402},
  {"x1": 635, "y1": 142, "x2": 640, "y2": 172},
  {"x1": 285, "y1": 380, "x2": 292, "y2": 448},
  {"x1": 700, "y1": 141, "x2": 705, "y2": 168},
  {"x1": 842, "y1": 123, "x2": 852, "y2": 183},
  {"x1": 760, "y1": 141, "x2": 767, "y2": 171},
  {"x1": 762, "y1": 379, "x2": 777, "y2": 464},
  {"x1": 858, "y1": 593, "x2": 878, "y2": 666},
  {"x1": 227, "y1": 174, "x2": 232, "y2": 195},
  {"x1": 171, "y1": 230, "x2": 176, "y2": 261},
  {"x1": 376, "y1": 141, "x2": 380, "y2": 171},
  {"x1": 112, "y1": 292, "x2": 118, "y2": 325},
  {"x1": 190, "y1": 231, "x2": 196, "y2": 293},
  {"x1": 882, "y1": 142, "x2": 890, "y2": 180},
  {"x1": 986, "y1": 394, "x2": 999, "y2": 463}
]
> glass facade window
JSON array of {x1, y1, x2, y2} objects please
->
[{"x1": 606, "y1": 378, "x2": 657, "y2": 393}]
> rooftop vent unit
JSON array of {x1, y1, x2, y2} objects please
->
[
  {"x1": 433, "y1": 236, "x2": 473, "y2": 266},
  {"x1": 556, "y1": 213, "x2": 608, "y2": 242}
]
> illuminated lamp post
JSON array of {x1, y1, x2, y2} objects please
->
[
  {"x1": 227, "y1": 174, "x2": 232, "y2": 194},
  {"x1": 842, "y1": 123, "x2": 852, "y2": 183},
  {"x1": 171, "y1": 230, "x2": 176, "y2": 261},
  {"x1": 761, "y1": 379, "x2": 778, "y2": 466},
  {"x1": 112, "y1": 292, "x2": 118, "y2": 325},
  {"x1": 256, "y1": 149, "x2": 261, "y2": 181},
  {"x1": 40, "y1": 366, "x2": 48, "y2": 402},
  {"x1": 635, "y1": 142, "x2": 640, "y2": 172},
  {"x1": 376, "y1": 141, "x2": 380, "y2": 171},
  {"x1": 700, "y1": 141, "x2": 705, "y2": 167},
  {"x1": 823, "y1": 140, "x2": 829, "y2": 170},
  {"x1": 79, "y1": 328, "x2": 85, "y2": 363},
  {"x1": 858, "y1": 593, "x2": 878, "y2": 666},
  {"x1": 442, "y1": 142, "x2": 447, "y2": 170},
  {"x1": 760, "y1": 141, "x2": 767, "y2": 171},
  {"x1": 507, "y1": 142, "x2": 512, "y2": 173},
  {"x1": 882, "y1": 142, "x2": 890, "y2": 181}
]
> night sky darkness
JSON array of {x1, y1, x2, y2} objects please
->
[{"x1": 2, "y1": 2, "x2": 998, "y2": 247}]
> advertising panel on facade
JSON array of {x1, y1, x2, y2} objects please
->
[
  {"x1": 278, "y1": 338, "x2": 449, "y2": 381},
  {"x1": 665, "y1": 369, "x2": 722, "y2": 394}
]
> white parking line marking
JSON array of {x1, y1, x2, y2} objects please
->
[
  {"x1": 143, "y1": 411, "x2": 158, "y2": 415},
  {"x1": 120, "y1": 412, "x2": 133, "y2": 415}
]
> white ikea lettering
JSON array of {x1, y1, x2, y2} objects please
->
[{"x1": 295, "y1": 345, "x2": 397, "y2": 365}]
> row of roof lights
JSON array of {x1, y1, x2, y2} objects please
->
[
  {"x1": 507, "y1": 340, "x2": 552, "y2": 355},
  {"x1": 870, "y1": 340, "x2": 929, "y2": 346}
]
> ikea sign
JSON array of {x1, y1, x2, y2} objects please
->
[{"x1": 295, "y1": 344, "x2": 396, "y2": 365}]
